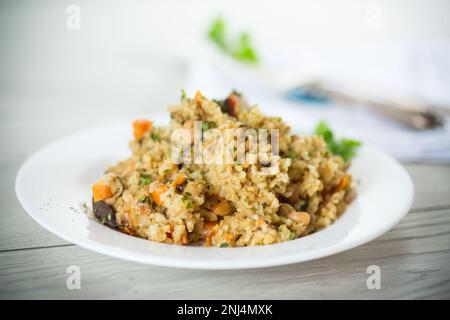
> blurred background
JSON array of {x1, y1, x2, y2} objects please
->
[{"x1": 1, "y1": 0, "x2": 450, "y2": 162}]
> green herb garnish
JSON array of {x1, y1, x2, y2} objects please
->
[
  {"x1": 139, "y1": 175, "x2": 152, "y2": 186},
  {"x1": 201, "y1": 121, "x2": 217, "y2": 131},
  {"x1": 151, "y1": 132, "x2": 161, "y2": 141},
  {"x1": 220, "y1": 243, "x2": 229, "y2": 248},
  {"x1": 314, "y1": 121, "x2": 361, "y2": 163},
  {"x1": 181, "y1": 89, "x2": 187, "y2": 100},
  {"x1": 285, "y1": 150, "x2": 297, "y2": 160},
  {"x1": 186, "y1": 201, "x2": 192, "y2": 209},
  {"x1": 208, "y1": 17, "x2": 258, "y2": 64},
  {"x1": 201, "y1": 122, "x2": 210, "y2": 131},
  {"x1": 181, "y1": 192, "x2": 191, "y2": 202}
]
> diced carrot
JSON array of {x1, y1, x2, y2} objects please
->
[
  {"x1": 167, "y1": 224, "x2": 189, "y2": 244},
  {"x1": 92, "y1": 182, "x2": 113, "y2": 202},
  {"x1": 194, "y1": 90, "x2": 203, "y2": 106},
  {"x1": 225, "y1": 233, "x2": 233, "y2": 242},
  {"x1": 151, "y1": 185, "x2": 168, "y2": 206},
  {"x1": 336, "y1": 175, "x2": 350, "y2": 191},
  {"x1": 172, "y1": 174, "x2": 186, "y2": 188},
  {"x1": 132, "y1": 119, "x2": 152, "y2": 140},
  {"x1": 204, "y1": 221, "x2": 218, "y2": 230},
  {"x1": 202, "y1": 221, "x2": 217, "y2": 245},
  {"x1": 181, "y1": 233, "x2": 189, "y2": 245}
]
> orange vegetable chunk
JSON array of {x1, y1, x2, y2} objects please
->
[
  {"x1": 151, "y1": 185, "x2": 168, "y2": 206},
  {"x1": 172, "y1": 174, "x2": 186, "y2": 188},
  {"x1": 92, "y1": 182, "x2": 113, "y2": 202},
  {"x1": 132, "y1": 119, "x2": 152, "y2": 140}
]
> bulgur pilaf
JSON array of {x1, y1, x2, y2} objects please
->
[{"x1": 91, "y1": 91, "x2": 357, "y2": 247}]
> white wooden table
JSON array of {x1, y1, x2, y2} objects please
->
[
  {"x1": 1, "y1": 0, "x2": 450, "y2": 300},
  {"x1": 1, "y1": 97, "x2": 449, "y2": 299}
]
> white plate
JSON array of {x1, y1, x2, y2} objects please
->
[{"x1": 15, "y1": 112, "x2": 414, "y2": 270}]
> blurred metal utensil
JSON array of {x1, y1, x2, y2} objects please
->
[{"x1": 293, "y1": 81, "x2": 447, "y2": 130}]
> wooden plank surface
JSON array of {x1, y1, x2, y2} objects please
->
[
  {"x1": 406, "y1": 164, "x2": 450, "y2": 211},
  {"x1": 1, "y1": 207, "x2": 449, "y2": 299}
]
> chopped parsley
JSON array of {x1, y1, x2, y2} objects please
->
[
  {"x1": 285, "y1": 150, "x2": 297, "y2": 160},
  {"x1": 208, "y1": 17, "x2": 258, "y2": 64},
  {"x1": 180, "y1": 191, "x2": 193, "y2": 209},
  {"x1": 314, "y1": 121, "x2": 361, "y2": 163},
  {"x1": 201, "y1": 121, "x2": 217, "y2": 131},
  {"x1": 151, "y1": 132, "x2": 161, "y2": 141},
  {"x1": 201, "y1": 122, "x2": 210, "y2": 131},
  {"x1": 181, "y1": 192, "x2": 191, "y2": 202},
  {"x1": 181, "y1": 89, "x2": 187, "y2": 100},
  {"x1": 220, "y1": 243, "x2": 229, "y2": 248},
  {"x1": 139, "y1": 175, "x2": 152, "y2": 186},
  {"x1": 100, "y1": 214, "x2": 111, "y2": 225},
  {"x1": 81, "y1": 202, "x2": 88, "y2": 213}
]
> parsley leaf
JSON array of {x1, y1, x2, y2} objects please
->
[
  {"x1": 231, "y1": 33, "x2": 258, "y2": 64},
  {"x1": 314, "y1": 121, "x2": 361, "y2": 163},
  {"x1": 208, "y1": 17, "x2": 258, "y2": 64},
  {"x1": 285, "y1": 150, "x2": 297, "y2": 160},
  {"x1": 208, "y1": 18, "x2": 227, "y2": 49},
  {"x1": 181, "y1": 89, "x2": 187, "y2": 100},
  {"x1": 151, "y1": 132, "x2": 161, "y2": 141},
  {"x1": 220, "y1": 243, "x2": 229, "y2": 248},
  {"x1": 201, "y1": 122, "x2": 217, "y2": 131},
  {"x1": 201, "y1": 122, "x2": 210, "y2": 131},
  {"x1": 139, "y1": 175, "x2": 152, "y2": 186},
  {"x1": 315, "y1": 121, "x2": 334, "y2": 142}
]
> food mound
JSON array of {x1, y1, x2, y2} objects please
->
[{"x1": 91, "y1": 91, "x2": 357, "y2": 247}]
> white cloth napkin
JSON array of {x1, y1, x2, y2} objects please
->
[{"x1": 185, "y1": 46, "x2": 450, "y2": 163}]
